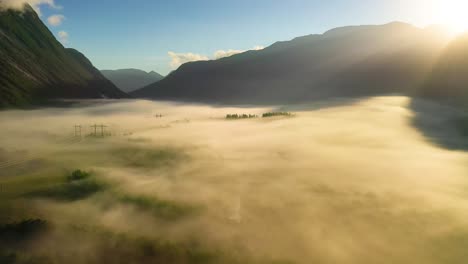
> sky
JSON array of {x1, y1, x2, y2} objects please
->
[{"x1": 21, "y1": 0, "x2": 466, "y2": 75}]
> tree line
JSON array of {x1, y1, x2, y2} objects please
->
[{"x1": 225, "y1": 112, "x2": 293, "y2": 119}]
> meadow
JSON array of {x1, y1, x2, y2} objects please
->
[{"x1": 1, "y1": 96, "x2": 468, "y2": 264}]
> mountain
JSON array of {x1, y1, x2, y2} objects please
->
[
  {"x1": 132, "y1": 22, "x2": 450, "y2": 104},
  {"x1": 419, "y1": 33, "x2": 468, "y2": 107},
  {"x1": 0, "y1": 5, "x2": 127, "y2": 108},
  {"x1": 101, "y1": 69, "x2": 164, "y2": 93}
]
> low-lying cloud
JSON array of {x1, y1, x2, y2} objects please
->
[
  {"x1": 58, "y1": 30, "x2": 68, "y2": 44},
  {"x1": 0, "y1": 0, "x2": 60, "y2": 16},
  {"x1": 213, "y1": 49, "x2": 244, "y2": 59},
  {"x1": 168, "y1": 46, "x2": 265, "y2": 69},
  {"x1": 168, "y1": 51, "x2": 209, "y2": 69},
  {"x1": 214, "y1": 46, "x2": 264, "y2": 59},
  {"x1": 47, "y1": 14, "x2": 64, "y2": 26}
]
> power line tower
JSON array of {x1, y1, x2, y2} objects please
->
[
  {"x1": 90, "y1": 124, "x2": 107, "y2": 137},
  {"x1": 74, "y1": 125, "x2": 82, "y2": 138},
  {"x1": 98, "y1": 124, "x2": 107, "y2": 137},
  {"x1": 90, "y1": 124, "x2": 98, "y2": 137}
]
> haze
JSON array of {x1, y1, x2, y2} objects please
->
[
  {"x1": 1, "y1": 97, "x2": 468, "y2": 263},
  {"x1": 2, "y1": 1, "x2": 468, "y2": 264}
]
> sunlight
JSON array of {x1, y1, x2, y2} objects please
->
[{"x1": 434, "y1": 0, "x2": 468, "y2": 34}]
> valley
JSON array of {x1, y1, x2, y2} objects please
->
[{"x1": 1, "y1": 96, "x2": 468, "y2": 264}]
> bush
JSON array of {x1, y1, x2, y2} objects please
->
[{"x1": 67, "y1": 170, "x2": 91, "y2": 182}]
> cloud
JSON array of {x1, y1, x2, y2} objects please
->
[
  {"x1": 168, "y1": 51, "x2": 209, "y2": 69},
  {"x1": 0, "y1": 0, "x2": 61, "y2": 16},
  {"x1": 58, "y1": 30, "x2": 68, "y2": 43},
  {"x1": 47, "y1": 14, "x2": 64, "y2": 26},
  {"x1": 214, "y1": 46, "x2": 264, "y2": 59},
  {"x1": 168, "y1": 46, "x2": 265, "y2": 69},
  {"x1": 213, "y1": 49, "x2": 244, "y2": 60}
]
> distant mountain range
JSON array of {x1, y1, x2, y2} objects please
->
[
  {"x1": 101, "y1": 69, "x2": 163, "y2": 93},
  {"x1": 132, "y1": 22, "x2": 454, "y2": 105},
  {"x1": 0, "y1": 5, "x2": 127, "y2": 108}
]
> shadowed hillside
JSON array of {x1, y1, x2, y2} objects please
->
[
  {"x1": 0, "y1": 5, "x2": 127, "y2": 108},
  {"x1": 419, "y1": 33, "x2": 468, "y2": 107},
  {"x1": 132, "y1": 22, "x2": 450, "y2": 104}
]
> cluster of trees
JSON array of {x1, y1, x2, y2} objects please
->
[
  {"x1": 262, "y1": 112, "x2": 293, "y2": 118},
  {"x1": 225, "y1": 112, "x2": 294, "y2": 119},
  {"x1": 67, "y1": 170, "x2": 91, "y2": 182},
  {"x1": 225, "y1": 114, "x2": 258, "y2": 119}
]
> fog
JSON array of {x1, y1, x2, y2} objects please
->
[{"x1": 1, "y1": 96, "x2": 468, "y2": 264}]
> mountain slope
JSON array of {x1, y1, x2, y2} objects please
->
[
  {"x1": 0, "y1": 5, "x2": 127, "y2": 108},
  {"x1": 133, "y1": 22, "x2": 450, "y2": 104},
  {"x1": 101, "y1": 69, "x2": 164, "y2": 93},
  {"x1": 419, "y1": 33, "x2": 468, "y2": 107}
]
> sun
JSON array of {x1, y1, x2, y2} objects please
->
[{"x1": 433, "y1": 0, "x2": 468, "y2": 34}]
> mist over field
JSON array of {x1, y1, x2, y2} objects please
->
[{"x1": 1, "y1": 96, "x2": 468, "y2": 263}]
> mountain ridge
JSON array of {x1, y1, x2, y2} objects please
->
[
  {"x1": 0, "y1": 5, "x2": 127, "y2": 108},
  {"x1": 132, "y1": 22, "x2": 451, "y2": 104},
  {"x1": 101, "y1": 69, "x2": 164, "y2": 93}
]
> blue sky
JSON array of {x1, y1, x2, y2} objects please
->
[{"x1": 34, "y1": 0, "x2": 446, "y2": 75}]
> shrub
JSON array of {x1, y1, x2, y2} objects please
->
[{"x1": 67, "y1": 170, "x2": 91, "y2": 182}]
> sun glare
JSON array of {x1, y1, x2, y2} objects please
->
[{"x1": 434, "y1": 0, "x2": 468, "y2": 34}]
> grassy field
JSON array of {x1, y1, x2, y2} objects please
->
[{"x1": 1, "y1": 97, "x2": 468, "y2": 264}]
